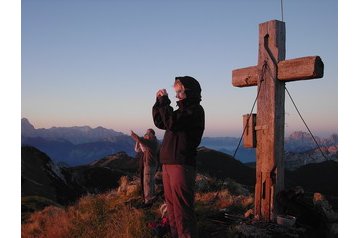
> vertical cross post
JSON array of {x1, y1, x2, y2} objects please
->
[{"x1": 255, "y1": 20, "x2": 285, "y2": 221}]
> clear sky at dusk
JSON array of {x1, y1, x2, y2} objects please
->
[
  {"x1": 21, "y1": 0, "x2": 337, "y2": 138},
  {"x1": 5, "y1": 1, "x2": 358, "y2": 236}
]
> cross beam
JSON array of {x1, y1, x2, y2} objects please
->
[
  {"x1": 232, "y1": 56, "x2": 324, "y2": 87},
  {"x1": 231, "y1": 20, "x2": 324, "y2": 221}
]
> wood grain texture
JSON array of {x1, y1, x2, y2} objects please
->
[
  {"x1": 278, "y1": 56, "x2": 324, "y2": 82},
  {"x1": 232, "y1": 56, "x2": 324, "y2": 87}
]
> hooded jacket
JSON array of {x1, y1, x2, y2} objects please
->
[{"x1": 152, "y1": 76, "x2": 205, "y2": 167}]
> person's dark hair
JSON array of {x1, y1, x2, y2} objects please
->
[
  {"x1": 175, "y1": 76, "x2": 202, "y2": 102},
  {"x1": 147, "y1": 128, "x2": 155, "y2": 136}
]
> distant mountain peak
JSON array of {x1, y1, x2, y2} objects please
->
[
  {"x1": 22, "y1": 117, "x2": 34, "y2": 127},
  {"x1": 288, "y1": 131, "x2": 311, "y2": 140},
  {"x1": 22, "y1": 118, "x2": 36, "y2": 135}
]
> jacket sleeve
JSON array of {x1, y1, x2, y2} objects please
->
[
  {"x1": 134, "y1": 141, "x2": 141, "y2": 152},
  {"x1": 152, "y1": 96, "x2": 172, "y2": 130},
  {"x1": 152, "y1": 95, "x2": 203, "y2": 131},
  {"x1": 133, "y1": 134, "x2": 150, "y2": 151},
  {"x1": 137, "y1": 137, "x2": 152, "y2": 151}
]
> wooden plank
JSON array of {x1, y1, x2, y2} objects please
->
[
  {"x1": 243, "y1": 114, "x2": 257, "y2": 148},
  {"x1": 278, "y1": 56, "x2": 324, "y2": 82},
  {"x1": 232, "y1": 56, "x2": 324, "y2": 87},
  {"x1": 232, "y1": 66, "x2": 258, "y2": 87}
]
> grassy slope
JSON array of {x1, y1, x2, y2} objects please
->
[{"x1": 22, "y1": 176, "x2": 254, "y2": 238}]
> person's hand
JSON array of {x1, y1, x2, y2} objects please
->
[
  {"x1": 156, "y1": 89, "x2": 168, "y2": 98},
  {"x1": 130, "y1": 130, "x2": 138, "y2": 140}
]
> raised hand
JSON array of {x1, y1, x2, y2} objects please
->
[{"x1": 156, "y1": 89, "x2": 168, "y2": 98}]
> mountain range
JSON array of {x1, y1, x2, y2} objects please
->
[
  {"x1": 199, "y1": 132, "x2": 338, "y2": 168},
  {"x1": 21, "y1": 118, "x2": 338, "y2": 167},
  {"x1": 22, "y1": 118, "x2": 127, "y2": 144},
  {"x1": 21, "y1": 118, "x2": 135, "y2": 166}
]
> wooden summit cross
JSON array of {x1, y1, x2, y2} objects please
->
[{"x1": 232, "y1": 20, "x2": 324, "y2": 221}]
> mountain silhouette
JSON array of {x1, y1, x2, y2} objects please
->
[
  {"x1": 21, "y1": 146, "x2": 77, "y2": 203},
  {"x1": 21, "y1": 146, "x2": 79, "y2": 220},
  {"x1": 21, "y1": 118, "x2": 135, "y2": 165},
  {"x1": 285, "y1": 160, "x2": 338, "y2": 196},
  {"x1": 21, "y1": 146, "x2": 138, "y2": 220},
  {"x1": 196, "y1": 147, "x2": 256, "y2": 186}
]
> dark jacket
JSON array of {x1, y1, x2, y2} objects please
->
[{"x1": 152, "y1": 77, "x2": 205, "y2": 167}]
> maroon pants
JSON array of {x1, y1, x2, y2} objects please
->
[{"x1": 162, "y1": 164, "x2": 198, "y2": 238}]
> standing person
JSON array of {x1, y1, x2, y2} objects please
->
[
  {"x1": 152, "y1": 76, "x2": 205, "y2": 238},
  {"x1": 131, "y1": 129, "x2": 159, "y2": 205}
]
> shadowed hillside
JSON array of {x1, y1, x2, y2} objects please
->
[
  {"x1": 21, "y1": 146, "x2": 78, "y2": 203},
  {"x1": 63, "y1": 151, "x2": 139, "y2": 194},
  {"x1": 196, "y1": 147, "x2": 256, "y2": 186},
  {"x1": 21, "y1": 146, "x2": 139, "y2": 222},
  {"x1": 21, "y1": 146, "x2": 79, "y2": 221},
  {"x1": 285, "y1": 160, "x2": 338, "y2": 196},
  {"x1": 90, "y1": 151, "x2": 138, "y2": 172}
]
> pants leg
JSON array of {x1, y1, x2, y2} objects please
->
[
  {"x1": 163, "y1": 164, "x2": 198, "y2": 238},
  {"x1": 143, "y1": 165, "x2": 156, "y2": 203},
  {"x1": 162, "y1": 165, "x2": 179, "y2": 238},
  {"x1": 149, "y1": 166, "x2": 156, "y2": 200}
]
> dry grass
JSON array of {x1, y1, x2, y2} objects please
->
[
  {"x1": 195, "y1": 175, "x2": 253, "y2": 211},
  {"x1": 22, "y1": 191, "x2": 151, "y2": 238},
  {"x1": 22, "y1": 175, "x2": 254, "y2": 238},
  {"x1": 21, "y1": 206, "x2": 71, "y2": 238}
]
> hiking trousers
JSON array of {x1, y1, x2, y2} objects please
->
[
  {"x1": 143, "y1": 165, "x2": 156, "y2": 204},
  {"x1": 162, "y1": 164, "x2": 198, "y2": 238}
]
